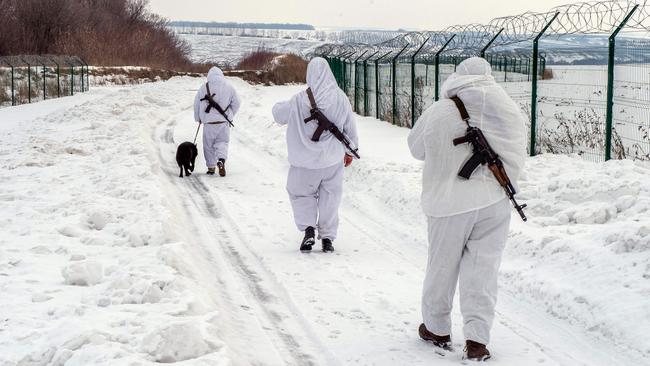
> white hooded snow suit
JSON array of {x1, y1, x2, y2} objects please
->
[
  {"x1": 272, "y1": 57, "x2": 359, "y2": 240},
  {"x1": 194, "y1": 67, "x2": 241, "y2": 167},
  {"x1": 407, "y1": 57, "x2": 527, "y2": 345}
]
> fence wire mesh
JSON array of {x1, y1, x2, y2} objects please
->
[
  {"x1": 319, "y1": 0, "x2": 650, "y2": 162},
  {"x1": 0, "y1": 55, "x2": 89, "y2": 108},
  {"x1": 613, "y1": 36, "x2": 650, "y2": 160}
]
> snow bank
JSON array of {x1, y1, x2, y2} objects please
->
[
  {"x1": 141, "y1": 321, "x2": 225, "y2": 363},
  {"x1": 504, "y1": 154, "x2": 650, "y2": 359},
  {"x1": 0, "y1": 77, "x2": 229, "y2": 365},
  {"x1": 344, "y1": 121, "x2": 650, "y2": 359},
  {"x1": 62, "y1": 260, "x2": 104, "y2": 286},
  {"x1": 345, "y1": 125, "x2": 650, "y2": 359}
]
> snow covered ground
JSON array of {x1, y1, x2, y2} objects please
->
[
  {"x1": 179, "y1": 34, "x2": 323, "y2": 66},
  {"x1": 1, "y1": 77, "x2": 649, "y2": 365}
]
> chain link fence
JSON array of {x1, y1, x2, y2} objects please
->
[
  {"x1": 0, "y1": 55, "x2": 89, "y2": 108},
  {"x1": 317, "y1": 0, "x2": 650, "y2": 162}
]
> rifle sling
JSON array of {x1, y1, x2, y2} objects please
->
[
  {"x1": 306, "y1": 87, "x2": 318, "y2": 110},
  {"x1": 305, "y1": 87, "x2": 327, "y2": 141},
  {"x1": 452, "y1": 95, "x2": 481, "y2": 178},
  {"x1": 450, "y1": 96, "x2": 470, "y2": 122},
  {"x1": 202, "y1": 82, "x2": 233, "y2": 126}
]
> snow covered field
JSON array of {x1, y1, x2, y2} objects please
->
[
  {"x1": 179, "y1": 34, "x2": 323, "y2": 66},
  {"x1": 1, "y1": 77, "x2": 649, "y2": 365}
]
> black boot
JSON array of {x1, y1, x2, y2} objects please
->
[
  {"x1": 419, "y1": 323, "x2": 452, "y2": 351},
  {"x1": 322, "y1": 238, "x2": 334, "y2": 252},
  {"x1": 465, "y1": 340, "x2": 491, "y2": 362},
  {"x1": 300, "y1": 226, "x2": 315, "y2": 252},
  {"x1": 217, "y1": 159, "x2": 226, "y2": 177}
]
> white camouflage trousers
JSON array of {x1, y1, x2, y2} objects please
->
[
  {"x1": 286, "y1": 163, "x2": 344, "y2": 241},
  {"x1": 202, "y1": 123, "x2": 230, "y2": 167},
  {"x1": 422, "y1": 198, "x2": 511, "y2": 345}
]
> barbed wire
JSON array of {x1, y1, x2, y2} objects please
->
[
  {"x1": 314, "y1": 0, "x2": 650, "y2": 58},
  {"x1": 0, "y1": 55, "x2": 86, "y2": 67}
]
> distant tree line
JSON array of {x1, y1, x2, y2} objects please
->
[
  {"x1": 169, "y1": 21, "x2": 315, "y2": 31},
  {"x1": 0, "y1": 0, "x2": 199, "y2": 70}
]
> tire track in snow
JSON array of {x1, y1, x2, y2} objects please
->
[
  {"x1": 157, "y1": 112, "x2": 340, "y2": 366},
  {"x1": 151, "y1": 80, "x2": 630, "y2": 366}
]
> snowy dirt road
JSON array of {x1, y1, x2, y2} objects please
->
[
  {"x1": 155, "y1": 78, "x2": 644, "y2": 366},
  {"x1": 1, "y1": 77, "x2": 648, "y2": 366}
]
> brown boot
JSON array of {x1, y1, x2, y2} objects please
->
[
  {"x1": 217, "y1": 159, "x2": 226, "y2": 177},
  {"x1": 465, "y1": 340, "x2": 491, "y2": 362},
  {"x1": 418, "y1": 324, "x2": 452, "y2": 350}
]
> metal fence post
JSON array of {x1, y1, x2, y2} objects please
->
[
  {"x1": 605, "y1": 4, "x2": 638, "y2": 161},
  {"x1": 330, "y1": 55, "x2": 339, "y2": 87},
  {"x1": 392, "y1": 44, "x2": 410, "y2": 125},
  {"x1": 11, "y1": 63, "x2": 15, "y2": 106},
  {"x1": 354, "y1": 50, "x2": 368, "y2": 113},
  {"x1": 530, "y1": 12, "x2": 559, "y2": 157},
  {"x1": 337, "y1": 55, "x2": 345, "y2": 88},
  {"x1": 338, "y1": 53, "x2": 347, "y2": 89},
  {"x1": 83, "y1": 58, "x2": 89, "y2": 91},
  {"x1": 435, "y1": 34, "x2": 456, "y2": 101},
  {"x1": 79, "y1": 59, "x2": 85, "y2": 92},
  {"x1": 70, "y1": 61, "x2": 75, "y2": 96},
  {"x1": 341, "y1": 56, "x2": 348, "y2": 95},
  {"x1": 480, "y1": 28, "x2": 504, "y2": 58},
  {"x1": 364, "y1": 51, "x2": 379, "y2": 116},
  {"x1": 342, "y1": 52, "x2": 353, "y2": 96},
  {"x1": 42, "y1": 62, "x2": 46, "y2": 100},
  {"x1": 411, "y1": 37, "x2": 430, "y2": 127},
  {"x1": 341, "y1": 53, "x2": 352, "y2": 89},
  {"x1": 375, "y1": 51, "x2": 392, "y2": 120}
]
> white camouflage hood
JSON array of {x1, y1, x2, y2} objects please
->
[
  {"x1": 306, "y1": 57, "x2": 340, "y2": 110},
  {"x1": 207, "y1": 66, "x2": 224, "y2": 83}
]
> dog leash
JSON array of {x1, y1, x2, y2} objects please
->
[{"x1": 193, "y1": 122, "x2": 202, "y2": 145}]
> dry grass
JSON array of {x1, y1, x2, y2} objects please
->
[
  {"x1": 45, "y1": 79, "x2": 60, "y2": 97},
  {"x1": 542, "y1": 67, "x2": 554, "y2": 80},
  {"x1": 271, "y1": 54, "x2": 307, "y2": 84},
  {"x1": 231, "y1": 50, "x2": 307, "y2": 85},
  {"x1": 90, "y1": 67, "x2": 202, "y2": 82},
  {"x1": 236, "y1": 49, "x2": 281, "y2": 71},
  {"x1": 0, "y1": 87, "x2": 10, "y2": 104}
]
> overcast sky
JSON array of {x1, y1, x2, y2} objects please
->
[{"x1": 148, "y1": 0, "x2": 571, "y2": 30}]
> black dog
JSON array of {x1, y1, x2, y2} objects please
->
[{"x1": 176, "y1": 142, "x2": 198, "y2": 178}]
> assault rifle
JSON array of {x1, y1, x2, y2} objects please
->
[
  {"x1": 451, "y1": 96, "x2": 528, "y2": 222},
  {"x1": 200, "y1": 82, "x2": 234, "y2": 127},
  {"x1": 304, "y1": 88, "x2": 360, "y2": 159}
]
